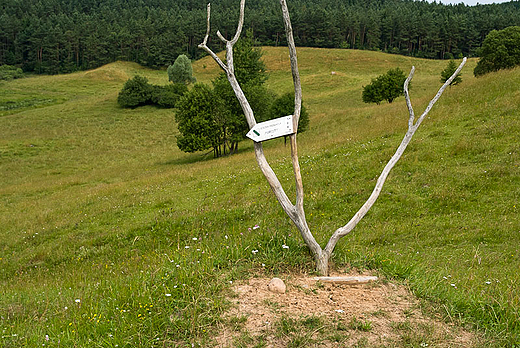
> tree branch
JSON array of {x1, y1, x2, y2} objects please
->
[
  {"x1": 404, "y1": 66, "x2": 415, "y2": 128},
  {"x1": 412, "y1": 58, "x2": 467, "y2": 130},
  {"x1": 324, "y1": 58, "x2": 467, "y2": 255},
  {"x1": 198, "y1": 3, "x2": 228, "y2": 72},
  {"x1": 279, "y1": 0, "x2": 321, "y2": 257}
]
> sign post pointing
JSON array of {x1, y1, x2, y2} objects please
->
[{"x1": 246, "y1": 115, "x2": 295, "y2": 142}]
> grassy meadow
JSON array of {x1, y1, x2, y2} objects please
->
[{"x1": 1, "y1": 47, "x2": 519, "y2": 347}]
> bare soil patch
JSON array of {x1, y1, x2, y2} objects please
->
[{"x1": 215, "y1": 271, "x2": 482, "y2": 347}]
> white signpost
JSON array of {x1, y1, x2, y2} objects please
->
[{"x1": 246, "y1": 115, "x2": 295, "y2": 142}]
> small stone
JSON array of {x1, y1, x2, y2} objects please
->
[{"x1": 268, "y1": 278, "x2": 286, "y2": 294}]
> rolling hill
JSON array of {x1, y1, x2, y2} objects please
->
[{"x1": 1, "y1": 48, "x2": 519, "y2": 346}]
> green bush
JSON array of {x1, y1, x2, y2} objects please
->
[
  {"x1": 362, "y1": 68, "x2": 407, "y2": 104},
  {"x1": 0, "y1": 65, "x2": 24, "y2": 80},
  {"x1": 117, "y1": 75, "x2": 153, "y2": 108},
  {"x1": 151, "y1": 83, "x2": 188, "y2": 108},
  {"x1": 474, "y1": 26, "x2": 520, "y2": 77}
]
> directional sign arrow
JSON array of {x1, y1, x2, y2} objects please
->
[{"x1": 246, "y1": 115, "x2": 295, "y2": 142}]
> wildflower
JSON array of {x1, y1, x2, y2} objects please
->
[
  {"x1": 261, "y1": 263, "x2": 266, "y2": 267},
  {"x1": 225, "y1": 235, "x2": 228, "y2": 239},
  {"x1": 185, "y1": 246, "x2": 190, "y2": 249},
  {"x1": 282, "y1": 244, "x2": 289, "y2": 249},
  {"x1": 45, "y1": 335, "x2": 49, "y2": 341},
  {"x1": 75, "y1": 299, "x2": 81, "y2": 303},
  {"x1": 253, "y1": 225, "x2": 260, "y2": 230},
  {"x1": 450, "y1": 284, "x2": 457, "y2": 288},
  {"x1": 252, "y1": 250, "x2": 259, "y2": 254},
  {"x1": 165, "y1": 293, "x2": 172, "y2": 297},
  {"x1": 485, "y1": 281, "x2": 491, "y2": 285}
]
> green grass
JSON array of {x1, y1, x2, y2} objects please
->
[{"x1": 1, "y1": 48, "x2": 519, "y2": 347}]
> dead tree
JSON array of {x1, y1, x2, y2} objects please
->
[{"x1": 199, "y1": 0, "x2": 466, "y2": 276}]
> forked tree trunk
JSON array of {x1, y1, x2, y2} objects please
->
[{"x1": 198, "y1": 0, "x2": 466, "y2": 275}]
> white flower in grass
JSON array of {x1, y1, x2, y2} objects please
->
[
  {"x1": 282, "y1": 244, "x2": 289, "y2": 249},
  {"x1": 253, "y1": 225, "x2": 260, "y2": 230},
  {"x1": 185, "y1": 246, "x2": 190, "y2": 249},
  {"x1": 192, "y1": 237, "x2": 198, "y2": 241},
  {"x1": 252, "y1": 250, "x2": 259, "y2": 255},
  {"x1": 75, "y1": 299, "x2": 81, "y2": 303},
  {"x1": 165, "y1": 293, "x2": 172, "y2": 297}
]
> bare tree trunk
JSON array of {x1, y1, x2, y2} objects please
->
[{"x1": 198, "y1": 0, "x2": 466, "y2": 275}]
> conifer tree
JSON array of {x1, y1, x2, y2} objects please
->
[
  {"x1": 441, "y1": 60, "x2": 462, "y2": 85},
  {"x1": 168, "y1": 54, "x2": 196, "y2": 85}
]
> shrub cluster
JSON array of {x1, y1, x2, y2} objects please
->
[
  {"x1": 0, "y1": 65, "x2": 24, "y2": 80},
  {"x1": 117, "y1": 75, "x2": 187, "y2": 108}
]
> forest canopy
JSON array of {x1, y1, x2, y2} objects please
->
[{"x1": 1, "y1": 0, "x2": 520, "y2": 74}]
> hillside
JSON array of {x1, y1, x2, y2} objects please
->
[{"x1": 1, "y1": 48, "x2": 519, "y2": 346}]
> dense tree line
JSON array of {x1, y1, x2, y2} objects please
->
[{"x1": 1, "y1": 0, "x2": 520, "y2": 74}]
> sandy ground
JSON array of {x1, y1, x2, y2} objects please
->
[{"x1": 214, "y1": 271, "x2": 480, "y2": 347}]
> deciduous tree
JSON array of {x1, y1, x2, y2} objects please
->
[
  {"x1": 474, "y1": 26, "x2": 520, "y2": 77},
  {"x1": 175, "y1": 83, "x2": 223, "y2": 156},
  {"x1": 362, "y1": 68, "x2": 407, "y2": 104}
]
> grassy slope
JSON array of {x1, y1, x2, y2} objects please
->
[{"x1": 0, "y1": 48, "x2": 519, "y2": 346}]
